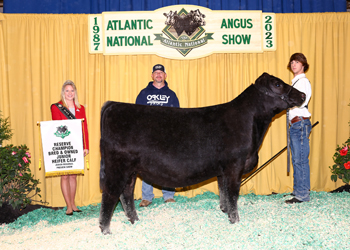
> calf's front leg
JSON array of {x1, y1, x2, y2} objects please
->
[{"x1": 222, "y1": 167, "x2": 243, "y2": 224}]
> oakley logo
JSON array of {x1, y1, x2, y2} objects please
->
[{"x1": 147, "y1": 95, "x2": 170, "y2": 106}]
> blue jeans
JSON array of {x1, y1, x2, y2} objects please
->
[
  {"x1": 290, "y1": 118, "x2": 311, "y2": 202},
  {"x1": 141, "y1": 180, "x2": 175, "y2": 202}
]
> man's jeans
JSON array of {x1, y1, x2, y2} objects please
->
[
  {"x1": 290, "y1": 118, "x2": 312, "y2": 202},
  {"x1": 141, "y1": 180, "x2": 175, "y2": 202}
]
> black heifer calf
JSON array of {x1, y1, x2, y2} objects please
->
[{"x1": 99, "y1": 73, "x2": 305, "y2": 234}]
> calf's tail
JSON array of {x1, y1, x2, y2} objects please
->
[
  {"x1": 100, "y1": 139, "x2": 105, "y2": 191},
  {"x1": 99, "y1": 101, "x2": 114, "y2": 191}
]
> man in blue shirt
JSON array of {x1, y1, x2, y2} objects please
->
[{"x1": 136, "y1": 64, "x2": 180, "y2": 207}]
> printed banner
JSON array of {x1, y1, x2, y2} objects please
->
[
  {"x1": 40, "y1": 120, "x2": 85, "y2": 177},
  {"x1": 88, "y1": 5, "x2": 276, "y2": 59}
]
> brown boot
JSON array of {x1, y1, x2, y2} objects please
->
[
  {"x1": 165, "y1": 198, "x2": 175, "y2": 203},
  {"x1": 139, "y1": 200, "x2": 152, "y2": 207}
]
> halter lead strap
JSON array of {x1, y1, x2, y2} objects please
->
[{"x1": 286, "y1": 79, "x2": 300, "y2": 174}]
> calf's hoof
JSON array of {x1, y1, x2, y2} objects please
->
[
  {"x1": 220, "y1": 205, "x2": 228, "y2": 213},
  {"x1": 228, "y1": 214, "x2": 240, "y2": 224},
  {"x1": 129, "y1": 216, "x2": 140, "y2": 224},
  {"x1": 100, "y1": 225, "x2": 112, "y2": 235}
]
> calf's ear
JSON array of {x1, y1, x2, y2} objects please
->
[{"x1": 256, "y1": 72, "x2": 268, "y2": 84}]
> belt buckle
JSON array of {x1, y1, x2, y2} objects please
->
[{"x1": 291, "y1": 116, "x2": 300, "y2": 125}]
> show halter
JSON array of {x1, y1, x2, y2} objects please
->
[{"x1": 254, "y1": 79, "x2": 300, "y2": 174}]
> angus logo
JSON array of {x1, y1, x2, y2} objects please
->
[
  {"x1": 54, "y1": 125, "x2": 71, "y2": 139},
  {"x1": 154, "y1": 8, "x2": 214, "y2": 57}
]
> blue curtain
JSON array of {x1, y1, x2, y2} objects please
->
[{"x1": 3, "y1": 0, "x2": 347, "y2": 13}]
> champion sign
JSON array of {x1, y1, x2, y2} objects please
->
[
  {"x1": 40, "y1": 119, "x2": 85, "y2": 177},
  {"x1": 88, "y1": 5, "x2": 276, "y2": 59}
]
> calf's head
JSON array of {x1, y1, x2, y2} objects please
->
[{"x1": 254, "y1": 72, "x2": 306, "y2": 111}]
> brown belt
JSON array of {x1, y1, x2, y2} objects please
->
[{"x1": 290, "y1": 116, "x2": 309, "y2": 124}]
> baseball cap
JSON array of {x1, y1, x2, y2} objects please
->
[{"x1": 152, "y1": 64, "x2": 166, "y2": 73}]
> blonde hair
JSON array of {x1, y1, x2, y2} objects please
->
[{"x1": 60, "y1": 80, "x2": 81, "y2": 108}]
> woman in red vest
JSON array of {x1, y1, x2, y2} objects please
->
[{"x1": 51, "y1": 80, "x2": 89, "y2": 215}]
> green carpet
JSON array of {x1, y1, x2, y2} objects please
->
[{"x1": 1, "y1": 191, "x2": 350, "y2": 249}]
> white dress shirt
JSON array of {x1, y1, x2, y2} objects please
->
[{"x1": 289, "y1": 73, "x2": 312, "y2": 120}]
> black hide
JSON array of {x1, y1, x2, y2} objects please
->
[{"x1": 98, "y1": 72, "x2": 305, "y2": 234}]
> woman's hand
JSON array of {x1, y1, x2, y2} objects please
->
[{"x1": 84, "y1": 149, "x2": 89, "y2": 157}]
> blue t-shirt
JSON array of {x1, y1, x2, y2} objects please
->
[{"x1": 135, "y1": 81, "x2": 180, "y2": 107}]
